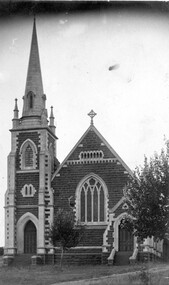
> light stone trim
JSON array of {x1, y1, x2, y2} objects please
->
[
  {"x1": 103, "y1": 212, "x2": 115, "y2": 253},
  {"x1": 19, "y1": 139, "x2": 37, "y2": 170},
  {"x1": 122, "y1": 202, "x2": 129, "y2": 210},
  {"x1": 38, "y1": 151, "x2": 46, "y2": 254},
  {"x1": 67, "y1": 158, "x2": 117, "y2": 165},
  {"x1": 5, "y1": 151, "x2": 16, "y2": 255},
  {"x1": 39, "y1": 130, "x2": 48, "y2": 151},
  {"x1": 113, "y1": 212, "x2": 135, "y2": 251},
  {"x1": 11, "y1": 132, "x2": 19, "y2": 152},
  {"x1": 17, "y1": 169, "x2": 39, "y2": 173},
  {"x1": 52, "y1": 124, "x2": 134, "y2": 181},
  {"x1": 109, "y1": 197, "x2": 125, "y2": 213},
  {"x1": 78, "y1": 144, "x2": 83, "y2": 147},
  {"x1": 75, "y1": 173, "x2": 109, "y2": 225},
  {"x1": 79, "y1": 150, "x2": 104, "y2": 160},
  {"x1": 16, "y1": 212, "x2": 39, "y2": 254},
  {"x1": 16, "y1": 205, "x2": 38, "y2": 209},
  {"x1": 7, "y1": 152, "x2": 16, "y2": 191},
  {"x1": 21, "y1": 184, "x2": 36, "y2": 197}
]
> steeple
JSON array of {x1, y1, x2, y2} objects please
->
[{"x1": 22, "y1": 18, "x2": 47, "y2": 121}]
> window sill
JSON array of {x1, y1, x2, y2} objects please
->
[
  {"x1": 16, "y1": 169, "x2": 39, "y2": 173},
  {"x1": 77, "y1": 222, "x2": 108, "y2": 229}
]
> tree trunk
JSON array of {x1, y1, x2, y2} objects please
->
[{"x1": 60, "y1": 246, "x2": 64, "y2": 269}]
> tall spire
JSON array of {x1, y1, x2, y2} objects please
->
[{"x1": 22, "y1": 18, "x2": 46, "y2": 119}]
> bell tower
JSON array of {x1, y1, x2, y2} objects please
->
[{"x1": 4, "y1": 18, "x2": 57, "y2": 256}]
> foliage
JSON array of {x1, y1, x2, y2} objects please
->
[
  {"x1": 49, "y1": 208, "x2": 85, "y2": 267},
  {"x1": 123, "y1": 146, "x2": 169, "y2": 241}
]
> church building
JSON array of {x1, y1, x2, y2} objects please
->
[{"x1": 5, "y1": 19, "x2": 162, "y2": 265}]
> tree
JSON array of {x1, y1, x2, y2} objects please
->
[
  {"x1": 49, "y1": 208, "x2": 85, "y2": 267},
  {"x1": 122, "y1": 146, "x2": 169, "y2": 242}
]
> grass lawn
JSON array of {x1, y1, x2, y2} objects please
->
[{"x1": 0, "y1": 262, "x2": 167, "y2": 285}]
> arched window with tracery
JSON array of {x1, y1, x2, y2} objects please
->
[
  {"x1": 25, "y1": 145, "x2": 33, "y2": 167},
  {"x1": 20, "y1": 139, "x2": 37, "y2": 170},
  {"x1": 76, "y1": 175, "x2": 108, "y2": 224}
]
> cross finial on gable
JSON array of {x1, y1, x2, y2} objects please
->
[{"x1": 88, "y1": 110, "x2": 97, "y2": 125}]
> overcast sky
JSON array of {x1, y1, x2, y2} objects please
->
[{"x1": 1, "y1": 2, "x2": 169, "y2": 246}]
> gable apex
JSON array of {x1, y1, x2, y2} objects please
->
[{"x1": 52, "y1": 124, "x2": 133, "y2": 180}]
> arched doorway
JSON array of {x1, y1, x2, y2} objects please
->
[
  {"x1": 119, "y1": 224, "x2": 133, "y2": 251},
  {"x1": 24, "y1": 221, "x2": 37, "y2": 254}
]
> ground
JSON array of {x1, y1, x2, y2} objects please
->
[{"x1": 0, "y1": 262, "x2": 169, "y2": 285}]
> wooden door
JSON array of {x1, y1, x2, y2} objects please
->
[
  {"x1": 119, "y1": 226, "x2": 133, "y2": 251},
  {"x1": 24, "y1": 221, "x2": 37, "y2": 254}
]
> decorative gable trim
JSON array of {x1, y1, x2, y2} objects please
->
[
  {"x1": 122, "y1": 202, "x2": 129, "y2": 210},
  {"x1": 109, "y1": 197, "x2": 125, "y2": 213},
  {"x1": 67, "y1": 158, "x2": 117, "y2": 165},
  {"x1": 52, "y1": 125, "x2": 133, "y2": 181},
  {"x1": 79, "y1": 150, "x2": 104, "y2": 160}
]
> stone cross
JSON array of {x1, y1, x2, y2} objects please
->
[{"x1": 88, "y1": 110, "x2": 97, "y2": 125}]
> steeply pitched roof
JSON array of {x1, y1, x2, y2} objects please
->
[{"x1": 52, "y1": 124, "x2": 133, "y2": 180}]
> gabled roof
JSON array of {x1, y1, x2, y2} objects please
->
[{"x1": 52, "y1": 124, "x2": 133, "y2": 181}]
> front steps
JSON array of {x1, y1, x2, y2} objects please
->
[
  {"x1": 11, "y1": 254, "x2": 32, "y2": 267},
  {"x1": 4, "y1": 250, "x2": 135, "y2": 266},
  {"x1": 114, "y1": 251, "x2": 133, "y2": 265},
  {"x1": 45, "y1": 248, "x2": 103, "y2": 265}
]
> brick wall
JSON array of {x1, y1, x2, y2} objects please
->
[
  {"x1": 15, "y1": 132, "x2": 40, "y2": 170},
  {"x1": 16, "y1": 207, "x2": 38, "y2": 221},
  {"x1": 53, "y1": 162, "x2": 129, "y2": 210},
  {"x1": 15, "y1": 132, "x2": 41, "y2": 223},
  {"x1": 79, "y1": 228, "x2": 106, "y2": 246},
  {"x1": 51, "y1": 126, "x2": 132, "y2": 250},
  {"x1": 69, "y1": 129, "x2": 116, "y2": 160}
]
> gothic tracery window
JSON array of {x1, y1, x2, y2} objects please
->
[
  {"x1": 25, "y1": 145, "x2": 33, "y2": 167},
  {"x1": 77, "y1": 175, "x2": 108, "y2": 224},
  {"x1": 20, "y1": 139, "x2": 37, "y2": 170}
]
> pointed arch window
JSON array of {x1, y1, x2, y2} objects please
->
[
  {"x1": 76, "y1": 175, "x2": 108, "y2": 225},
  {"x1": 20, "y1": 139, "x2": 37, "y2": 170},
  {"x1": 25, "y1": 145, "x2": 33, "y2": 167}
]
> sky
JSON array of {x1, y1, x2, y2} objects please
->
[{"x1": 1, "y1": 2, "x2": 169, "y2": 246}]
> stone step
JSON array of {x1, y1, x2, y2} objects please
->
[
  {"x1": 12, "y1": 254, "x2": 32, "y2": 266},
  {"x1": 114, "y1": 251, "x2": 133, "y2": 266},
  {"x1": 45, "y1": 252, "x2": 102, "y2": 265}
]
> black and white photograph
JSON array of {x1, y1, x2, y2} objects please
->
[{"x1": 1, "y1": 1, "x2": 169, "y2": 284}]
